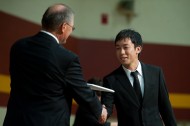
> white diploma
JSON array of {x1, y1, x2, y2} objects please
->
[{"x1": 87, "y1": 83, "x2": 115, "y2": 93}]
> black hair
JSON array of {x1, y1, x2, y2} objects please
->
[{"x1": 114, "y1": 29, "x2": 143, "y2": 48}]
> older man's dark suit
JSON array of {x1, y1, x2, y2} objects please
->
[
  {"x1": 102, "y1": 63, "x2": 177, "y2": 126},
  {"x1": 3, "y1": 32, "x2": 102, "y2": 126}
]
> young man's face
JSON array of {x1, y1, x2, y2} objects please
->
[{"x1": 115, "y1": 38, "x2": 142, "y2": 69}]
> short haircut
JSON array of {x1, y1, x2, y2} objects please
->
[{"x1": 114, "y1": 29, "x2": 143, "y2": 48}]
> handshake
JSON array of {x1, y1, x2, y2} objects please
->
[{"x1": 99, "y1": 104, "x2": 108, "y2": 124}]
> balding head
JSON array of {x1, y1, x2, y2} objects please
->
[{"x1": 41, "y1": 3, "x2": 74, "y2": 31}]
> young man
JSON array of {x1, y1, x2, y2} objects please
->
[{"x1": 101, "y1": 29, "x2": 177, "y2": 126}]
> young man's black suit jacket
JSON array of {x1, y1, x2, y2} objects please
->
[
  {"x1": 3, "y1": 32, "x2": 102, "y2": 126},
  {"x1": 101, "y1": 63, "x2": 177, "y2": 126}
]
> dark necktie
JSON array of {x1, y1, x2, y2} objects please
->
[{"x1": 131, "y1": 71, "x2": 142, "y2": 103}]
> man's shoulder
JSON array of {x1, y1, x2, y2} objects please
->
[
  {"x1": 141, "y1": 62, "x2": 161, "y2": 70},
  {"x1": 11, "y1": 35, "x2": 33, "y2": 49},
  {"x1": 141, "y1": 62, "x2": 163, "y2": 75},
  {"x1": 57, "y1": 45, "x2": 78, "y2": 59},
  {"x1": 104, "y1": 66, "x2": 122, "y2": 79}
]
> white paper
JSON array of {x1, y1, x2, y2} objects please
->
[{"x1": 87, "y1": 83, "x2": 115, "y2": 93}]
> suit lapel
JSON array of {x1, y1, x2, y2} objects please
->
[{"x1": 115, "y1": 66, "x2": 141, "y2": 107}]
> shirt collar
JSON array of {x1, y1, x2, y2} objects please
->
[
  {"x1": 40, "y1": 30, "x2": 59, "y2": 44},
  {"x1": 122, "y1": 61, "x2": 143, "y2": 77}
]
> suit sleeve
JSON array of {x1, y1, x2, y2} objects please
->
[
  {"x1": 158, "y1": 68, "x2": 177, "y2": 126},
  {"x1": 64, "y1": 56, "x2": 102, "y2": 120},
  {"x1": 101, "y1": 76, "x2": 114, "y2": 118}
]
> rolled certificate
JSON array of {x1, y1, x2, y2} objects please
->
[{"x1": 87, "y1": 83, "x2": 115, "y2": 93}]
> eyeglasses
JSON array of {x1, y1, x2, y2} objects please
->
[{"x1": 66, "y1": 23, "x2": 75, "y2": 31}]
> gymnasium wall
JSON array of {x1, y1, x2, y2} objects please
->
[{"x1": 0, "y1": 11, "x2": 190, "y2": 121}]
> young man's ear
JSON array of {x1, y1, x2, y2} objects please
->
[{"x1": 136, "y1": 46, "x2": 142, "y2": 54}]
